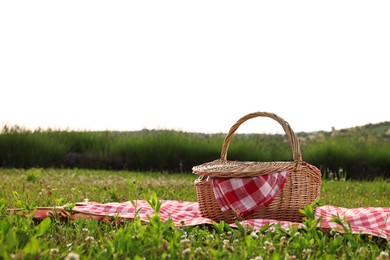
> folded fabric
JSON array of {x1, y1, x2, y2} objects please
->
[{"x1": 211, "y1": 170, "x2": 289, "y2": 217}]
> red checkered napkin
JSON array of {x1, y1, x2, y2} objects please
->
[{"x1": 211, "y1": 170, "x2": 289, "y2": 217}]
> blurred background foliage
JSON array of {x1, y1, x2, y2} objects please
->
[{"x1": 0, "y1": 122, "x2": 389, "y2": 180}]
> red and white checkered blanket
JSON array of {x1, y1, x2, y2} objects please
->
[
  {"x1": 211, "y1": 170, "x2": 289, "y2": 217},
  {"x1": 13, "y1": 200, "x2": 390, "y2": 240}
]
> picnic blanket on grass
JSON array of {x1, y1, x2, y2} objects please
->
[{"x1": 8, "y1": 200, "x2": 390, "y2": 240}]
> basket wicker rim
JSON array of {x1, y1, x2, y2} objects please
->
[
  {"x1": 192, "y1": 159, "x2": 298, "y2": 177},
  {"x1": 192, "y1": 111, "x2": 303, "y2": 178}
]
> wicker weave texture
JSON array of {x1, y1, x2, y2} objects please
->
[{"x1": 192, "y1": 112, "x2": 322, "y2": 223}]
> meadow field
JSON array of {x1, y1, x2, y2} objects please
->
[
  {"x1": 1, "y1": 168, "x2": 389, "y2": 259},
  {"x1": 0, "y1": 121, "x2": 389, "y2": 180},
  {"x1": 1, "y1": 123, "x2": 389, "y2": 258}
]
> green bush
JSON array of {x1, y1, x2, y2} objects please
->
[{"x1": 0, "y1": 124, "x2": 389, "y2": 179}]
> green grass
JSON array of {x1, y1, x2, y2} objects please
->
[
  {"x1": 1, "y1": 168, "x2": 389, "y2": 259},
  {"x1": 2, "y1": 168, "x2": 389, "y2": 209},
  {"x1": 0, "y1": 168, "x2": 197, "y2": 208}
]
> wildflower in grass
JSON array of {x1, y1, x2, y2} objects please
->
[
  {"x1": 302, "y1": 249, "x2": 312, "y2": 258},
  {"x1": 293, "y1": 232, "x2": 301, "y2": 237},
  {"x1": 180, "y1": 238, "x2": 191, "y2": 249},
  {"x1": 357, "y1": 247, "x2": 369, "y2": 255},
  {"x1": 285, "y1": 254, "x2": 297, "y2": 260},
  {"x1": 223, "y1": 239, "x2": 234, "y2": 252},
  {"x1": 194, "y1": 247, "x2": 205, "y2": 258},
  {"x1": 194, "y1": 247, "x2": 203, "y2": 254},
  {"x1": 11, "y1": 253, "x2": 23, "y2": 259},
  {"x1": 250, "y1": 231, "x2": 259, "y2": 239},
  {"x1": 377, "y1": 251, "x2": 389, "y2": 260},
  {"x1": 50, "y1": 248, "x2": 59, "y2": 255},
  {"x1": 65, "y1": 252, "x2": 80, "y2": 260},
  {"x1": 333, "y1": 231, "x2": 341, "y2": 237},
  {"x1": 250, "y1": 257, "x2": 263, "y2": 260},
  {"x1": 280, "y1": 236, "x2": 287, "y2": 245},
  {"x1": 182, "y1": 248, "x2": 191, "y2": 257},
  {"x1": 85, "y1": 236, "x2": 95, "y2": 243},
  {"x1": 264, "y1": 241, "x2": 275, "y2": 253}
]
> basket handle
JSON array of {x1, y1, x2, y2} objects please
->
[{"x1": 220, "y1": 112, "x2": 302, "y2": 162}]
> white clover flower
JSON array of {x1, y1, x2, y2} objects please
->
[
  {"x1": 250, "y1": 257, "x2": 263, "y2": 260},
  {"x1": 65, "y1": 252, "x2": 80, "y2": 260},
  {"x1": 264, "y1": 241, "x2": 275, "y2": 253},
  {"x1": 50, "y1": 248, "x2": 59, "y2": 255},
  {"x1": 302, "y1": 248, "x2": 312, "y2": 257},
  {"x1": 250, "y1": 232, "x2": 259, "y2": 239},
  {"x1": 285, "y1": 254, "x2": 297, "y2": 260},
  {"x1": 377, "y1": 251, "x2": 389, "y2": 260},
  {"x1": 194, "y1": 247, "x2": 203, "y2": 254},
  {"x1": 182, "y1": 248, "x2": 191, "y2": 256},
  {"x1": 180, "y1": 238, "x2": 191, "y2": 245},
  {"x1": 180, "y1": 238, "x2": 191, "y2": 249},
  {"x1": 85, "y1": 236, "x2": 94, "y2": 242}
]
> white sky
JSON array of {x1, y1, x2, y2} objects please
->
[{"x1": 1, "y1": 1, "x2": 389, "y2": 134}]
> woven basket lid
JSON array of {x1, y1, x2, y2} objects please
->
[
  {"x1": 192, "y1": 112, "x2": 302, "y2": 178},
  {"x1": 192, "y1": 159, "x2": 297, "y2": 177}
]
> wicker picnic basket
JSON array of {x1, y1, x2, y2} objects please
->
[{"x1": 192, "y1": 112, "x2": 322, "y2": 223}]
